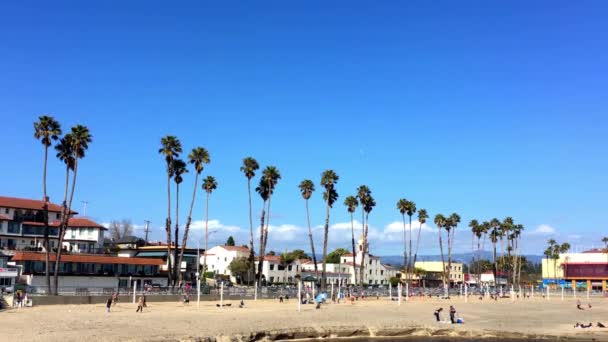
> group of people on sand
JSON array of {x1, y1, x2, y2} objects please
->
[
  {"x1": 434, "y1": 305, "x2": 462, "y2": 324},
  {"x1": 575, "y1": 322, "x2": 606, "y2": 329},
  {"x1": 105, "y1": 293, "x2": 146, "y2": 313}
]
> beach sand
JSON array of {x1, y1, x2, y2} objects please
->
[{"x1": 1, "y1": 296, "x2": 607, "y2": 341}]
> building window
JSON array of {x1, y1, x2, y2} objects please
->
[
  {"x1": 380, "y1": 270, "x2": 384, "y2": 276},
  {"x1": 4, "y1": 208, "x2": 8, "y2": 214},
  {"x1": 270, "y1": 264, "x2": 274, "y2": 271},
  {"x1": 56, "y1": 213, "x2": 60, "y2": 219},
  {"x1": 288, "y1": 265, "x2": 292, "y2": 271},
  {"x1": 269, "y1": 276, "x2": 274, "y2": 283},
  {"x1": 224, "y1": 257, "x2": 227, "y2": 262}
]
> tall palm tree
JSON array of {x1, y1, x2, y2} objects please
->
[
  {"x1": 240, "y1": 157, "x2": 259, "y2": 284},
  {"x1": 446, "y1": 213, "x2": 460, "y2": 288},
  {"x1": 396, "y1": 199, "x2": 409, "y2": 274},
  {"x1": 490, "y1": 218, "x2": 501, "y2": 286},
  {"x1": 320, "y1": 169, "x2": 339, "y2": 290},
  {"x1": 509, "y1": 223, "x2": 523, "y2": 286},
  {"x1": 344, "y1": 195, "x2": 359, "y2": 285},
  {"x1": 543, "y1": 246, "x2": 553, "y2": 282},
  {"x1": 356, "y1": 185, "x2": 372, "y2": 286},
  {"x1": 468, "y1": 219, "x2": 479, "y2": 284},
  {"x1": 514, "y1": 224, "x2": 524, "y2": 286},
  {"x1": 34, "y1": 115, "x2": 62, "y2": 293},
  {"x1": 299, "y1": 179, "x2": 318, "y2": 277},
  {"x1": 171, "y1": 159, "x2": 188, "y2": 284},
  {"x1": 54, "y1": 125, "x2": 92, "y2": 294},
  {"x1": 255, "y1": 177, "x2": 270, "y2": 283},
  {"x1": 257, "y1": 166, "x2": 281, "y2": 284},
  {"x1": 178, "y1": 147, "x2": 210, "y2": 283},
  {"x1": 159, "y1": 135, "x2": 182, "y2": 285},
  {"x1": 413, "y1": 209, "x2": 428, "y2": 267},
  {"x1": 201, "y1": 176, "x2": 217, "y2": 284},
  {"x1": 434, "y1": 214, "x2": 447, "y2": 293},
  {"x1": 405, "y1": 201, "x2": 416, "y2": 286},
  {"x1": 500, "y1": 217, "x2": 514, "y2": 284}
]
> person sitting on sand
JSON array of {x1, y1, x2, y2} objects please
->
[
  {"x1": 434, "y1": 308, "x2": 443, "y2": 322},
  {"x1": 574, "y1": 322, "x2": 592, "y2": 329},
  {"x1": 597, "y1": 322, "x2": 606, "y2": 328},
  {"x1": 576, "y1": 300, "x2": 584, "y2": 310}
]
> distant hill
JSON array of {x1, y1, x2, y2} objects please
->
[{"x1": 379, "y1": 252, "x2": 543, "y2": 267}]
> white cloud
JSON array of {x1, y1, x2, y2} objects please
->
[
  {"x1": 190, "y1": 219, "x2": 241, "y2": 233},
  {"x1": 530, "y1": 224, "x2": 556, "y2": 235},
  {"x1": 383, "y1": 220, "x2": 435, "y2": 234}
]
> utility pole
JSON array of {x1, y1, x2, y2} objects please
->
[
  {"x1": 81, "y1": 200, "x2": 89, "y2": 216},
  {"x1": 143, "y1": 220, "x2": 151, "y2": 245}
]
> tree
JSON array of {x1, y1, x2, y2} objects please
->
[
  {"x1": 109, "y1": 219, "x2": 134, "y2": 241},
  {"x1": 201, "y1": 176, "x2": 217, "y2": 284},
  {"x1": 299, "y1": 179, "x2": 318, "y2": 277},
  {"x1": 240, "y1": 157, "x2": 259, "y2": 285},
  {"x1": 289, "y1": 249, "x2": 310, "y2": 260},
  {"x1": 320, "y1": 170, "x2": 339, "y2": 290},
  {"x1": 171, "y1": 158, "x2": 188, "y2": 283},
  {"x1": 255, "y1": 177, "x2": 270, "y2": 282},
  {"x1": 326, "y1": 248, "x2": 350, "y2": 263},
  {"x1": 34, "y1": 115, "x2": 62, "y2": 294},
  {"x1": 489, "y1": 218, "x2": 501, "y2": 286},
  {"x1": 159, "y1": 135, "x2": 182, "y2": 285},
  {"x1": 357, "y1": 185, "x2": 374, "y2": 286},
  {"x1": 257, "y1": 166, "x2": 281, "y2": 286},
  {"x1": 434, "y1": 214, "x2": 447, "y2": 293},
  {"x1": 268, "y1": 250, "x2": 276, "y2": 256},
  {"x1": 344, "y1": 195, "x2": 359, "y2": 285},
  {"x1": 413, "y1": 209, "x2": 428, "y2": 267},
  {"x1": 178, "y1": 147, "x2": 210, "y2": 283},
  {"x1": 468, "y1": 219, "x2": 479, "y2": 284},
  {"x1": 54, "y1": 125, "x2": 92, "y2": 294},
  {"x1": 228, "y1": 257, "x2": 253, "y2": 285},
  {"x1": 396, "y1": 199, "x2": 409, "y2": 273},
  {"x1": 445, "y1": 213, "x2": 460, "y2": 289},
  {"x1": 226, "y1": 236, "x2": 236, "y2": 246},
  {"x1": 500, "y1": 217, "x2": 514, "y2": 284}
]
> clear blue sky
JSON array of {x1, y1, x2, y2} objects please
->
[{"x1": 1, "y1": 1, "x2": 607, "y2": 255}]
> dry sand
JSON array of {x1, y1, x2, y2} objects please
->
[{"x1": 1, "y1": 296, "x2": 608, "y2": 341}]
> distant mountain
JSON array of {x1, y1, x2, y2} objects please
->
[{"x1": 379, "y1": 252, "x2": 543, "y2": 267}]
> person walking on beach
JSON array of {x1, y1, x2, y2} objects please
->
[
  {"x1": 434, "y1": 308, "x2": 443, "y2": 322},
  {"x1": 106, "y1": 296, "x2": 113, "y2": 313},
  {"x1": 136, "y1": 296, "x2": 144, "y2": 313},
  {"x1": 449, "y1": 305, "x2": 457, "y2": 324},
  {"x1": 112, "y1": 292, "x2": 119, "y2": 306}
]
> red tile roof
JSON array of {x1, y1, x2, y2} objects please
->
[
  {"x1": 220, "y1": 245, "x2": 249, "y2": 253},
  {"x1": 11, "y1": 251, "x2": 164, "y2": 266},
  {"x1": 0, "y1": 195, "x2": 75, "y2": 213},
  {"x1": 51, "y1": 217, "x2": 107, "y2": 230}
]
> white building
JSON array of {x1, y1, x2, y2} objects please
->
[
  {"x1": 255, "y1": 255, "x2": 302, "y2": 284},
  {"x1": 203, "y1": 245, "x2": 250, "y2": 282},
  {"x1": 0, "y1": 195, "x2": 105, "y2": 253}
]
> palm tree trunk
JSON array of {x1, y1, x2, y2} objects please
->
[
  {"x1": 361, "y1": 214, "x2": 370, "y2": 287},
  {"x1": 53, "y1": 160, "x2": 77, "y2": 295},
  {"x1": 413, "y1": 221, "x2": 423, "y2": 268},
  {"x1": 305, "y1": 199, "x2": 318, "y2": 276},
  {"x1": 492, "y1": 243, "x2": 497, "y2": 286},
  {"x1": 178, "y1": 173, "x2": 199, "y2": 284},
  {"x1": 438, "y1": 229, "x2": 446, "y2": 291},
  {"x1": 321, "y1": 197, "x2": 330, "y2": 291},
  {"x1": 247, "y1": 179, "x2": 255, "y2": 285},
  {"x1": 402, "y1": 214, "x2": 407, "y2": 279},
  {"x1": 202, "y1": 192, "x2": 209, "y2": 285},
  {"x1": 477, "y1": 238, "x2": 482, "y2": 286},
  {"x1": 359, "y1": 210, "x2": 365, "y2": 287},
  {"x1": 166, "y1": 173, "x2": 173, "y2": 286},
  {"x1": 350, "y1": 212, "x2": 357, "y2": 286},
  {"x1": 42, "y1": 145, "x2": 52, "y2": 293},
  {"x1": 172, "y1": 183, "x2": 181, "y2": 285},
  {"x1": 256, "y1": 202, "x2": 267, "y2": 284},
  {"x1": 408, "y1": 215, "x2": 413, "y2": 288}
]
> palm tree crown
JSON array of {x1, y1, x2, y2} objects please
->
[
  {"x1": 344, "y1": 196, "x2": 358, "y2": 213},
  {"x1": 434, "y1": 214, "x2": 446, "y2": 229},
  {"x1": 159, "y1": 135, "x2": 183, "y2": 173},
  {"x1": 320, "y1": 169, "x2": 339, "y2": 189},
  {"x1": 69, "y1": 125, "x2": 92, "y2": 159},
  {"x1": 262, "y1": 166, "x2": 281, "y2": 189},
  {"x1": 34, "y1": 115, "x2": 62, "y2": 146},
  {"x1": 298, "y1": 179, "x2": 315, "y2": 200},
  {"x1": 55, "y1": 135, "x2": 76, "y2": 170},
  {"x1": 240, "y1": 157, "x2": 259, "y2": 180},
  {"x1": 171, "y1": 159, "x2": 188, "y2": 185},
  {"x1": 418, "y1": 209, "x2": 428, "y2": 225},
  {"x1": 188, "y1": 147, "x2": 210, "y2": 174},
  {"x1": 255, "y1": 178, "x2": 271, "y2": 201},
  {"x1": 202, "y1": 176, "x2": 218, "y2": 193}
]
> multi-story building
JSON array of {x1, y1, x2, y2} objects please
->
[
  {"x1": 0, "y1": 252, "x2": 18, "y2": 290},
  {"x1": 116, "y1": 243, "x2": 201, "y2": 282},
  {"x1": 203, "y1": 245, "x2": 250, "y2": 282},
  {"x1": 0, "y1": 196, "x2": 105, "y2": 253},
  {"x1": 9, "y1": 251, "x2": 166, "y2": 289},
  {"x1": 414, "y1": 261, "x2": 464, "y2": 286},
  {"x1": 541, "y1": 249, "x2": 608, "y2": 291},
  {"x1": 255, "y1": 255, "x2": 302, "y2": 284}
]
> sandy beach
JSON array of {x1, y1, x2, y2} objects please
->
[{"x1": 2, "y1": 296, "x2": 608, "y2": 341}]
